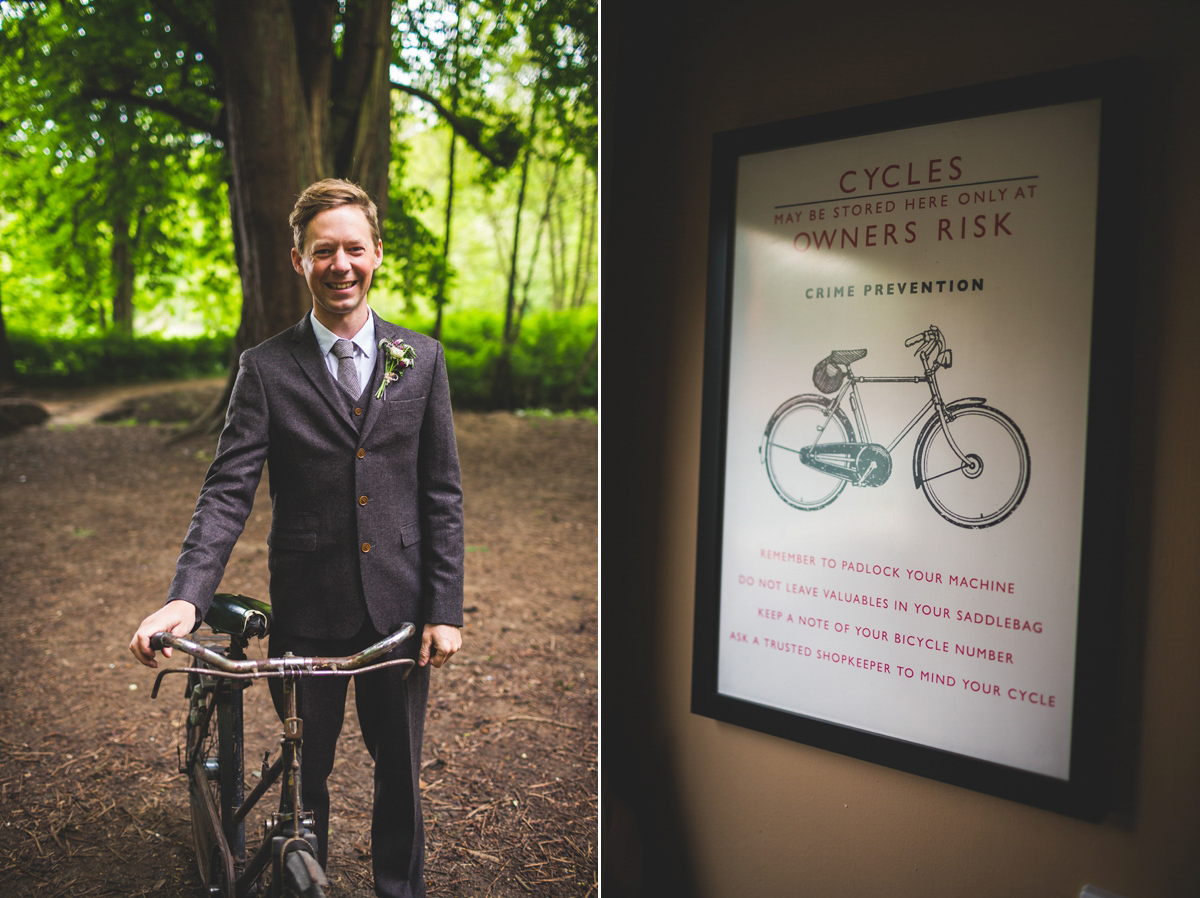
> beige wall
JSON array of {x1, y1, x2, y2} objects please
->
[{"x1": 603, "y1": 2, "x2": 1200, "y2": 896}]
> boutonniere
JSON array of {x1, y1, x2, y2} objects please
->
[{"x1": 375, "y1": 338, "x2": 416, "y2": 399}]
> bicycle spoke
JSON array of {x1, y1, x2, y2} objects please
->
[
  {"x1": 921, "y1": 461, "x2": 967, "y2": 483},
  {"x1": 767, "y1": 439, "x2": 803, "y2": 456}
]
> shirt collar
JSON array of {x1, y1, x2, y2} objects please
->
[{"x1": 309, "y1": 310, "x2": 376, "y2": 359}]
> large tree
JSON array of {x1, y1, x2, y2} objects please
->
[
  {"x1": 3, "y1": 0, "x2": 595, "y2": 413},
  {"x1": 4, "y1": 0, "x2": 520, "y2": 424}
]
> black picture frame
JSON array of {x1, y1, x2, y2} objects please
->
[{"x1": 691, "y1": 60, "x2": 1145, "y2": 820}]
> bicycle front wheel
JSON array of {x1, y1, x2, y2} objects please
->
[
  {"x1": 186, "y1": 671, "x2": 237, "y2": 897},
  {"x1": 283, "y1": 847, "x2": 329, "y2": 898},
  {"x1": 762, "y1": 395, "x2": 855, "y2": 511},
  {"x1": 915, "y1": 404, "x2": 1030, "y2": 528}
]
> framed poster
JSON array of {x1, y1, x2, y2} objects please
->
[{"x1": 691, "y1": 60, "x2": 1144, "y2": 819}]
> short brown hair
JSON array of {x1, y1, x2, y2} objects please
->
[{"x1": 289, "y1": 179, "x2": 381, "y2": 252}]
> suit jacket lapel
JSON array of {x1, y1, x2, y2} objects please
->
[
  {"x1": 289, "y1": 314, "x2": 359, "y2": 437},
  {"x1": 360, "y1": 312, "x2": 393, "y2": 444}
]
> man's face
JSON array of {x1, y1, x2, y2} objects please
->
[{"x1": 291, "y1": 205, "x2": 383, "y2": 327}]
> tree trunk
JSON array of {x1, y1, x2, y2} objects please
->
[
  {"x1": 572, "y1": 166, "x2": 595, "y2": 308},
  {"x1": 432, "y1": 9, "x2": 464, "y2": 344},
  {"x1": 175, "y1": 0, "x2": 320, "y2": 436},
  {"x1": 433, "y1": 128, "x2": 457, "y2": 343},
  {"x1": 515, "y1": 153, "x2": 563, "y2": 345},
  {"x1": 110, "y1": 212, "x2": 135, "y2": 337},
  {"x1": 0, "y1": 283, "x2": 17, "y2": 391},
  {"x1": 492, "y1": 81, "x2": 541, "y2": 408},
  {"x1": 218, "y1": 0, "x2": 318, "y2": 352},
  {"x1": 550, "y1": 189, "x2": 566, "y2": 310},
  {"x1": 180, "y1": 0, "x2": 395, "y2": 436},
  {"x1": 332, "y1": 0, "x2": 393, "y2": 216}
]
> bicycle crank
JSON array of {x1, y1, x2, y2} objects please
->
[{"x1": 798, "y1": 442, "x2": 893, "y2": 487}]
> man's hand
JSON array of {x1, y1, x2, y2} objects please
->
[
  {"x1": 419, "y1": 623, "x2": 462, "y2": 668},
  {"x1": 129, "y1": 600, "x2": 197, "y2": 669}
]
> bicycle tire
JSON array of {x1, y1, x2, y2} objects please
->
[
  {"x1": 913, "y1": 402, "x2": 1030, "y2": 528},
  {"x1": 283, "y1": 847, "x2": 328, "y2": 898},
  {"x1": 185, "y1": 672, "x2": 236, "y2": 897},
  {"x1": 761, "y1": 394, "x2": 856, "y2": 510}
]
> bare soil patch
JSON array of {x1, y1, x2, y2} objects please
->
[{"x1": 0, "y1": 383, "x2": 597, "y2": 897}]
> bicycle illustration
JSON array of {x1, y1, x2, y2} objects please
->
[
  {"x1": 149, "y1": 593, "x2": 416, "y2": 897},
  {"x1": 759, "y1": 325, "x2": 1030, "y2": 528}
]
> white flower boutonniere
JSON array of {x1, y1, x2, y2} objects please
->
[{"x1": 375, "y1": 338, "x2": 416, "y2": 400}]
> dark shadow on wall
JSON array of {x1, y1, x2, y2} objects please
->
[
  {"x1": 600, "y1": 3, "x2": 700, "y2": 896},
  {"x1": 1104, "y1": 53, "x2": 1177, "y2": 832}
]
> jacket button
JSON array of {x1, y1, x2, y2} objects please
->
[
  {"x1": 358, "y1": 495, "x2": 368, "y2": 506},
  {"x1": 356, "y1": 448, "x2": 366, "y2": 458},
  {"x1": 354, "y1": 407, "x2": 363, "y2": 416},
  {"x1": 361, "y1": 542, "x2": 371, "y2": 553}
]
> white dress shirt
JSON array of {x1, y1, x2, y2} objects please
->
[{"x1": 309, "y1": 310, "x2": 377, "y2": 396}]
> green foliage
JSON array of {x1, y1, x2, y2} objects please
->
[
  {"x1": 8, "y1": 331, "x2": 231, "y2": 385},
  {"x1": 487, "y1": 0, "x2": 596, "y2": 167},
  {"x1": 392, "y1": 0, "x2": 597, "y2": 323},
  {"x1": 384, "y1": 304, "x2": 596, "y2": 409},
  {"x1": 435, "y1": 304, "x2": 596, "y2": 409},
  {"x1": 7, "y1": 304, "x2": 596, "y2": 409},
  {"x1": 0, "y1": 0, "x2": 234, "y2": 335},
  {"x1": 0, "y1": 0, "x2": 597, "y2": 409},
  {"x1": 62, "y1": 9, "x2": 227, "y2": 322},
  {"x1": 374, "y1": 133, "x2": 447, "y2": 311}
]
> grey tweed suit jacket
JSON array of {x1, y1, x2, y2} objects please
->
[{"x1": 167, "y1": 311, "x2": 465, "y2": 641}]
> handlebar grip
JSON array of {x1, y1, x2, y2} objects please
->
[
  {"x1": 149, "y1": 632, "x2": 172, "y2": 652},
  {"x1": 904, "y1": 332, "x2": 925, "y2": 347}
]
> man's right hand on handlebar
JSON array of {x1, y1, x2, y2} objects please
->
[{"x1": 130, "y1": 599, "x2": 198, "y2": 669}]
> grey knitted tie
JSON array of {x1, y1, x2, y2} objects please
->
[{"x1": 331, "y1": 339, "x2": 360, "y2": 397}]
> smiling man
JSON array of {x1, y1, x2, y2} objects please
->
[{"x1": 130, "y1": 179, "x2": 465, "y2": 898}]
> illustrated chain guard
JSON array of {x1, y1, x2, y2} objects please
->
[{"x1": 799, "y1": 442, "x2": 893, "y2": 487}]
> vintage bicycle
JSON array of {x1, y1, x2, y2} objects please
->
[
  {"x1": 150, "y1": 593, "x2": 416, "y2": 897},
  {"x1": 760, "y1": 325, "x2": 1031, "y2": 528}
]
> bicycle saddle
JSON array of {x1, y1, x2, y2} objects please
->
[
  {"x1": 829, "y1": 349, "x2": 867, "y2": 364},
  {"x1": 202, "y1": 592, "x2": 273, "y2": 640}
]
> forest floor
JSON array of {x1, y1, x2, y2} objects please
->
[{"x1": 0, "y1": 381, "x2": 597, "y2": 897}]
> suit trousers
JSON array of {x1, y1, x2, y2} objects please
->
[{"x1": 269, "y1": 623, "x2": 430, "y2": 898}]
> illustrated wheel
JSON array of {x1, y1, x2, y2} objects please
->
[
  {"x1": 761, "y1": 395, "x2": 856, "y2": 511},
  {"x1": 915, "y1": 404, "x2": 1030, "y2": 528}
]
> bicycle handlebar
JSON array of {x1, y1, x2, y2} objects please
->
[
  {"x1": 905, "y1": 325, "x2": 947, "y2": 369},
  {"x1": 906, "y1": 325, "x2": 941, "y2": 349},
  {"x1": 150, "y1": 622, "x2": 416, "y2": 676}
]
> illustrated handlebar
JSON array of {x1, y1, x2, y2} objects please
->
[
  {"x1": 906, "y1": 325, "x2": 942, "y2": 352},
  {"x1": 905, "y1": 326, "x2": 951, "y2": 373}
]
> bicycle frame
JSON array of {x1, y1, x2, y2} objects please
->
[
  {"x1": 823, "y1": 353, "x2": 976, "y2": 472},
  {"x1": 151, "y1": 624, "x2": 417, "y2": 898}
]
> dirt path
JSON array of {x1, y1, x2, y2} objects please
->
[{"x1": 0, "y1": 383, "x2": 597, "y2": 897}]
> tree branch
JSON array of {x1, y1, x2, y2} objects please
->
[
  {"x1": 147, "y1": 0, "x2": 224, "y2": 71},
  {"x1": 79, "y1": 87, "x2": 225, "y2": 142},
  {"x1": 391, "y1": 80, "x2": 517, "y2": 169}
]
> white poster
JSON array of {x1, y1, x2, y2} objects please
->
[{"x1": 715, "y1": 99, "x2": 1102, "y2": 779}]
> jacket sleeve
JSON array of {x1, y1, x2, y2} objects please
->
[
  {"x1": 416, "y1": 341, "x2": 465, "y2": 626},
  {"x1": 166, "y1": 350, "x2": 269, "y2": 624}
]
